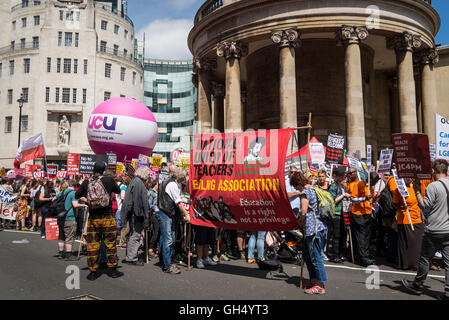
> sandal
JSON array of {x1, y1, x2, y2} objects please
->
[{"x1": 164, "y1": 266, "x2": 181, "y2": 274}]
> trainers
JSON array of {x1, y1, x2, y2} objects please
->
[
  {"x1": 322, "y1": 253, "x2": 329, "y2": 261},
  {"x1": 108, "y1": 268, "x2": 124, "y2": 278},
  {"x1": 87, "y1": 271, "x2": 101, "y2": 281},
  {"x1": 401, "y1": 279, "x2": 423, "y2": 295},
  {"x1": 196, "y1": 259, "x2": 205, "y2": 269},
  {"x1": 437, "y1": 294, "x2": 449, "y2": 301},
  {"x1": 164, "y1": 266, "x2": 181, "y2": 274},
  {"x1": 220, "y1": 254, "x2": 230, "y2": 262},
  {"x1": 64, "y1": 253, "x2": 80, "y2": 261},
  {"x1": 305, "y1": 285, "x2": 326, "y2": 295},
  {"x1": 204, "y1": 257, "x2": 217, "y2": 266},
  {"x1": 212, "y1": 255, "x2": 219, "y2": 263},
  {"x1": 57, "y1": 252, "x2": 66, "y2": 260},
  {"x1": 247, "y1": 259, "x2": 256, "y2": 264}
]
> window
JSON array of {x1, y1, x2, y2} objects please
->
[
  {"x1": 9, "y1": 60, "x2": 14, "y2": 75},
  {"x1": 8, "y1": 90, "x2": 13, "y2": 105},
  {"x1": 45, "y1": 87, "x2": 50, "y2": 102},
  {"x1": 66, "y1": 11, "x2": 73, "y2": 21},
  {"x1": 58, "y1": 31, "x2": 62, "y2": 46},
  {"x1": 72, "y1": 88, "x2": 77, "y2": 103},
  {"x1": 47, "y1": 57, "x2": 51, "y2": 72},
  {"x1": 22, "y1": 17, "x2": 27, "y2": 28},
  {"x1": 83, "y1": 59, "x2": 88, "y2": 74},
  {"x1": 105, "y1": 63, "x2": 111, "y2": 78},
  {"x1": 34, "y1": 16, "x2": 40, "y2": 25},
  {"x1": 24, "y1": 59, "x2": 30, "y2": 74},
  {"x1": 32, "y1": 36, "x2": 39, "y2": 48},
  {"x1": 22, "y1": 0, "x2": 29, "y2": 8},
  {"x1": 63, "y1": 59, "x2": 71, "y2": 73},
  {"x1": 21, "y1": 38, "x2": 26, "y2": 49},
  {"x1": 100, "y1": 41, "x2": 107, "y2": 52},
  {"x1": 21, "y1": 116, "x2": 28, "y2": 132},
  {"x1": 82, "y1": 89, "x2": 87, "y2": 104},
  {"x1": 74, "y1": 59, "x2": 78, "y2": 74},
  {"x1": 101, "y1": 20, "x2": 107, "y2": 30},
  {"x1": 124, "y1": 49, "x2": 128, "y2": 58},
  {"x1": 12, "y1": 21, "x2": 16, "y2": 31},
  {"x1": 57, "y1": 58, "x2": 61, "y2": 73},
  {"x1": 120, "y1": 95, "x2": 125, "y2": 98},
  {"x1": 76, "y1": 11, "x2": 80, "y2": 21},
  {"x1": 62, "y1": 88, "x2": 70, "y2": 103},
  {"x1": 120, "y1": 67, "x2": 126, "y2": 81},
  {"x1": 11, "y1": 41, "x2": 15, "y2": 50},
  {"x1": 133, "y1": 72, "x2": 136, "y2": 85},
  {"x1": 113, "y1": 45, "x2": 119, "y2": 56},
  {"x1": 124, "y1": 30, "x2": 128, "y2": 39},
  {"x1": 65, "y1": 32, "x2": 72, "y2": 47},
  {"x1": 22, "y1": 88, "x2": 29, "y2": 102},
  {"x1": 59, "y1": 10, "x2": 63, "y2": 21},
  {"x1": 0, "y1": 63, "x2": 2, "y2": 78},
  {"x1": 114, "y1": 25, "x2": 119, "y2": 34},
  {"x1": 75, "y1": 33, "x2": 79, "y2": 47},
  {"x1": 104, "y1": 91, "x2": 111, "y2": 101},
  {"x1": 55, "y1": 88, "x2": 60, "y2": 102},
  {"x1": 5, "y1": 117, "x2": 12, "y2": 133}
]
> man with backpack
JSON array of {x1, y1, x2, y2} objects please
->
[
  {"x1": 402, "y1": 159, "x2": 449, "y2": 301},
  {"x1": 54, "y1": 180, "x2": 88, "y2": 261},
  {"x1": 75, "y1": 161, "x2": 122, "y2": 281}
]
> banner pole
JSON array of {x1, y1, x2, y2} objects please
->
[
  {"x1": 403, "y1": 197, "x2": 415, "y2": 231},
  {"x1": 306, "y1": 113, "x2": 312, "y2": 175},
  {"x1": 146, "y1": 229, "x2": 149, "y2": 264},
  {"x1": 187, "y1": 222, "x2": 192, "y2": 270},
  {"x1": 78, "y1": 208, "x2": 89, "y2": 258},
  {"x1": 349, "y1": 228, "x2": 355, "y2": 264}
]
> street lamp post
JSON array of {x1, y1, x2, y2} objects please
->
[{"x1": 17, "y1": 93, "x2": 25, "y2": 148}]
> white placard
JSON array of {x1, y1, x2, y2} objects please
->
[
  {"x1": 392, "y1": 169, "x2": 410, "y2": 198},
  {"x1": 378, "y1": 149, "x2": 394, "y2": 173},
  {"x1": 436, "y1": 114, "x2": 449, "y2": 161}
]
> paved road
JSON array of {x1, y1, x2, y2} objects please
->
[{"x1": 0, "y1": 229, "x2": 446, "y2": 301}]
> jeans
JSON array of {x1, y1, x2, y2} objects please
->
[
  {"x1": 303, "y1": 230, "x2": 328, "y2": 283},
  {"x1": 115, "y1": 209, "x2": 121, "y2": 229},
  {"x1": 414, "y1": 233, "x2": 449, "y2": 297},
  {"x1": 248, "y1": 231, "x2": 266, "y2": 260},
  {"x1": 156, "y1": 210, "x2": 176, "y2": 270},
  {"x1": 40, "y1": 206, "x2": 48, "y2": 237}
]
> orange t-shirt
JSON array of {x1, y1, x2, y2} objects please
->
[
  {"x1": 420, "y1": 179, "x2": 434, "y2": 197},
  {"x1": 392, "y1": 185, "x2": 422, "y2": 225},
  {"x1": 386, "y1": 176, "x2": 397, "y2": 192},
  {"x1": 348, "y1": 180, "x2": 373, "y2": 215}
]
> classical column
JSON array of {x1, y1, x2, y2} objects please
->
[
  {"x1": 387, "y1": 32, "x2": 422, "y2": 133},
  {"x1": 193, "y1": 58, "x2": 216, "y2": 134},
  {"x1": 338, "y1": 26, "x2": 368, "y2": 158},
  {"x1": 217, "y1": 41, "x2": 247, "y2": 132},
  {"x1": 212, "y1": 82, "x2": 225, "y2": 132},
  {"x1": 271, "y1": 29, "x2": 300, "y2": 129},
  {"x1": 418, "y1": 48, "x2": 439, "y2": 143}
]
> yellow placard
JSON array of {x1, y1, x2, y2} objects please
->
[
  {"x1": 151, "y1": 156, "x2": 162, "y2": 169},
  {"x1": 179, "y1": 157, "x2": 190, "y2": 170},
  {"x1": 116, "y1": 163, "x2": 124, "y2": 174}
]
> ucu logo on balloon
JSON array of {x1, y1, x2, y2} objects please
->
[{"x1": 88, "y1": 116, "x2": 118, "y2": 131}]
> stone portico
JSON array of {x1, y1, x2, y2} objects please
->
[{"x1": 188, "y1": 0, "x2": 444, "y2": 161}]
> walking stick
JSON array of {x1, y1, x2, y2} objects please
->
[
  {"x1": 184, "y1": 223, "x2": 187, "y2": 252},
  {"x1": 299, "y1": 227, "x2": 305, "y2": 289},
  {"x1": 187, "y1": 222, "x2": 192, "y2": 270},
  {"x1": 77, "y1": 208, "x2": 89, "y2": 258},
  {"x1": 349, "y1": 228, "x2": 355, "y2": 264},
  {"x1": 403, "y1": 197, "x2": 415, "y2": 231},
  {"x1": 145, "y1": 229, "x2": 149, "y2": 264}
]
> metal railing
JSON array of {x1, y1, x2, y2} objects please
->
[
  {"x1": 11, "y1": 0, "x2": 44, "y2": 12},
  {"x1": 98, "y1": 46, "x2": 143, "y2": 69},
  {"x1": 94, "y1": 3, "x2": 134, "y2": 28},
  {"x1": 0, "y1": 42, "x2": 39, "y2": 56},
  {"x1": 194, "y1": 0, "x2": 433, "y2": 24}
]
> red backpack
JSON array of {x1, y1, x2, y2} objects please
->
[{"x1": 112, "y1": 194, "x2": 118, "y2": 213}]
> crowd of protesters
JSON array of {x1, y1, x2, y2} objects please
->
[{"x1": 0, "y1": 158, "x2": 448, "y2": 300}]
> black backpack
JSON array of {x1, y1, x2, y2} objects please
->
[
  {"x1": 33, "y1": 186, "x2": 43, "y2": 209},
  {"x1": 49, "y1": 190, "x2": 74, "y2": 218},
  {"x1": 378, "y1": 187, "x2": 396, "y2": 218}
]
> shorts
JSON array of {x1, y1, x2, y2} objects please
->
[
  {"x1": 194, "y1": 225, "x2": 216, "y2": 246},
  {"x1": 236, "y1": 230, "x2": 247, "y2": 238},
  {"x1": 59, "y1": 220, "x2": 77, "y2": 246}
]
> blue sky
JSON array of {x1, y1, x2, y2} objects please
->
[{"x1": 128, "y1": 0, "x2": 449, "y2": 60}]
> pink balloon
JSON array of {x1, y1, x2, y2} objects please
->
[{"x1": 87, "y1": 98, "x2": 158, "y2": 161}]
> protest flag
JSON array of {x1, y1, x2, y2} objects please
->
[{"x1": 14, "y1": 133, "x2": 46, "y2": 168}]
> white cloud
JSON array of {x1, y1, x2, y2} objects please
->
[
  {"x1": 166, "y1": 0, "x2": 197, "y2": 10},
  {"x1": 137, "y1": 19, "x2": 193, "y2": 61}
]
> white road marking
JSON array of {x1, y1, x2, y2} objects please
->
[
  {"x1": 2, "y1": 230, "x2": 40, "y2": 235},
  {"x1": 324, "y1": 263, "x2": 445, "y2": 279}
]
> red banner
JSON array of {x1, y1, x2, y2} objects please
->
[
  {"x1": 67, "y1": 153, "x2": 80, "y2": 175},
  {"x1": 392, "y1": 133, "x2": 432, "y2": 179},
  {"x1": 24, "y1": 164, "x2": 34, "y2": 178},
  {"x1": 189, "y1": 129, "x2": 298, "y2": 231},
  {"x1": 57, "y1": 171, "x2": 67, "y2": 179}
]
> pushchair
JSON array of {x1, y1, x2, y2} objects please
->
[{"x1": 264, "y1": 230, "x2": 303, "y2": 263}]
